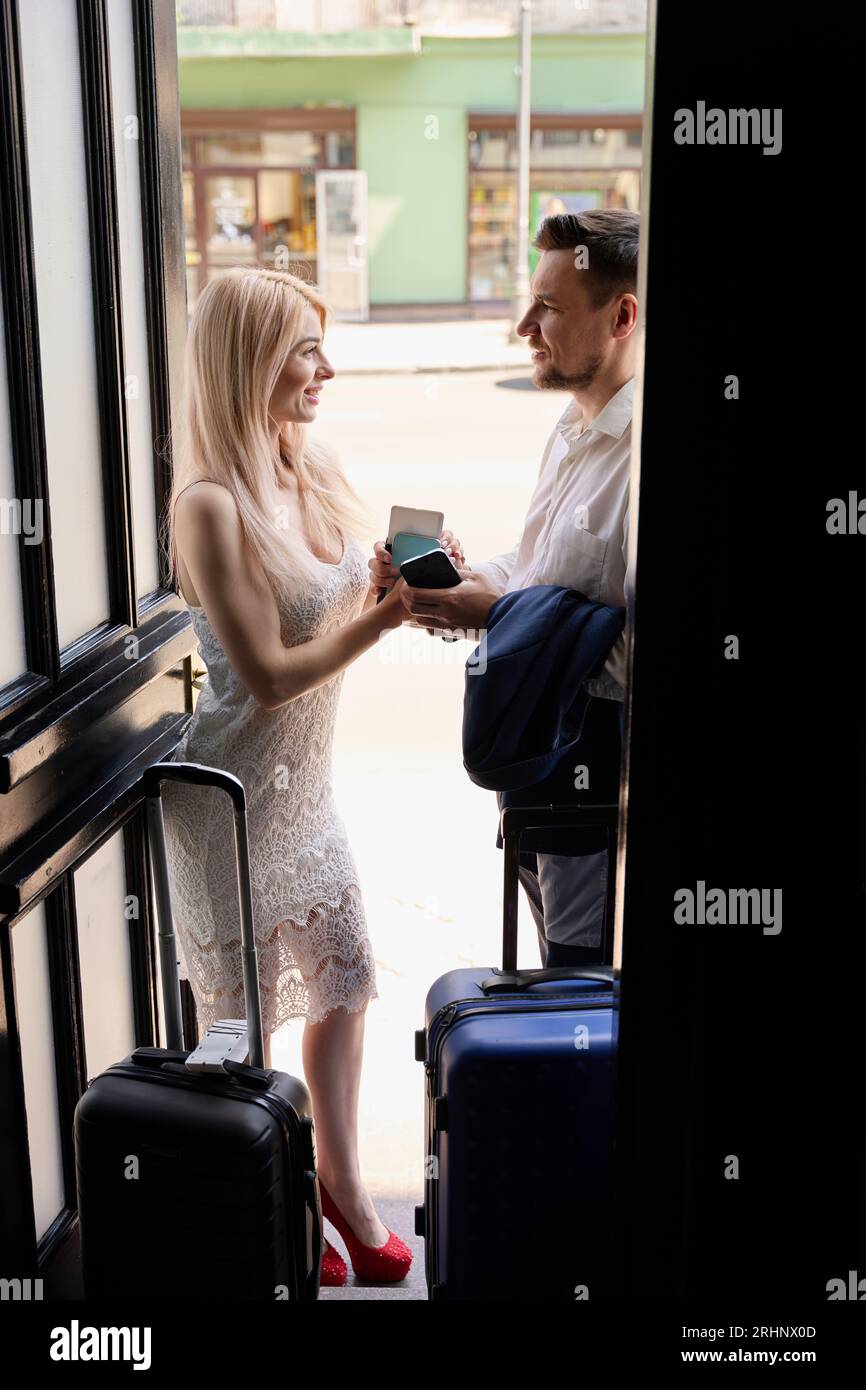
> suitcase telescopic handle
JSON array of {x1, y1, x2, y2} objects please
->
[
  {"x1": 142, "y1": 761, "x2": 266, "y2": 1070},
  {"x1": 496, "y1": 804, "x2": 619, "y2": 978}
]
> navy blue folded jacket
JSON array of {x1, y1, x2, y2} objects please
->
[{"x1": 461, "y1": 585, "x2": 626, "y2": 852}]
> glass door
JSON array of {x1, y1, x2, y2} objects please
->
[
  {"x1": 204, "y1": 174, "x2": 257, "y2": 272},
  {"x1": 314, "y1": 170, "x2": 368, "y2": 322}
]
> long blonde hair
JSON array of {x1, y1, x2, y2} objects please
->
[{"x1": 162, "y1": 266, "x2": 375, "y2": 599}]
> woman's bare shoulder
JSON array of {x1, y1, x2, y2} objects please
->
[{"x1": 174, "y1": 478, "x2": 237, "y2": 524}]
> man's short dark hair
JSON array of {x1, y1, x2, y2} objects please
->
[{"x1": 533, "y1": 208, "x2": 639, "y2": 309}]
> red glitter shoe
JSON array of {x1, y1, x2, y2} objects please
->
[
  {"x1": 320, "y1": 1237, "x2": 347, "y2": 1287},
  {"x1": 318, "y1": 1179, "x2": 413, "y2": 1283}
]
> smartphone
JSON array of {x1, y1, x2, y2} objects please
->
[
  {"x1": 387, "y1": 505, "x2": 444, "y2": 545},
  {"x1": 400, "y1": 548, "x2": 462, "y2": 588},
  {"x1": 376, "y1": 505, "x2": 445, "y2": 604},
  {"x1": 391, "y1": 531, "x2": 441, "y2": 569}
]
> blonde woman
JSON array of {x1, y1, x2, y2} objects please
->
[{"x1": 161, "y1": 267, "x2": 464, "y2": 1287}]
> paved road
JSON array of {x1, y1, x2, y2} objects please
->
[{"x1": 270, "y1": 368, "x2": 570, "y2": 1296}]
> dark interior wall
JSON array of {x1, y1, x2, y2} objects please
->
[
  {"x1": 0, "y1": 0, "x2": 194, "y2": 1285},
  {"x1": 613, "y1": 0, "x2": 865, "y2": 1299}
]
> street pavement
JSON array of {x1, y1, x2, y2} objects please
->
[{"x1": 323, "y1": 315, "x2": 529, "y2": 375}]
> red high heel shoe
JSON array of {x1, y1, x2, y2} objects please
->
[
  {"x1": 318, "y1": 1179, "x2": 413, "y2": 1283},
  {"x1": 320, "y1": 1237, "x2": 347, "y2": 1287}
]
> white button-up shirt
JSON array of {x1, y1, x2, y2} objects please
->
[{"x1": 472, "y1": 376, "x2": 634, "y2": 701}]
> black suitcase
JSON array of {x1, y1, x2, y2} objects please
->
[
  {"x1": 415, "y1": 803, "x2": 620, "y2": 1300},
  {"x1": 73, "y1": 761, "x2": 322, "y2": 1301}
]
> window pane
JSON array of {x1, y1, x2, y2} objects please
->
[
  {"x1": 183, "y1": 172, "x2": 203, "y2": 313},
  {"x1": 0, "y1": 277, "x2": 28, "y2": 690},
  {"x1": 200, "y1": 131, "x2": 324, "y2": 167},
  {"x1": 74, "y1": 830, "x2": 137, "y2": 1080},
  {"x1": 205, "y1": 175, "x2": 257, "y2": 264},
  {"x1": 468, "y1": 169, "x2": 642, "y2": 302},
  {"x1": 323, "y1": 129, "x2": 354, "y2": 167},
  {"x1": 183, "y1": 171, "x2": 197, "y2": 251},
  {"x1": 468, "y1": 174, "x2": 515, "y2": 300},
  {"x1": 469, "y1": 124, "x2": 642, "y2": 171},
  {"x1": 19, "y1": 0, "x2": 110, "y2": 648},
  {"x1": 200, "y1": 132, "x2": 260, "y2": 165},
  {"x1": 532, "y1": 126, "x2": 642, "y2": 169},
  {"x1": 11, "y1": 902, "x2": 65, "y2": 1242},
  {"x1": 107, "y1": 0, "x2": 159, "y2": 601},
  {"x1": 259, "y1": 169, "x2": 317, "y2": 265},
  {"x1": 469, "y1": 128, "x2": 516, "y2": 170}
]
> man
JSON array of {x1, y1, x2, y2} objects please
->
[{"x1": 370, "y1": 209, "x2": 639, "y2": 967}]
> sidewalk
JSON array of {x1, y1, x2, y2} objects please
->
[{"x1": 324, "y1": 315, "x2": 531, "y2": 375}]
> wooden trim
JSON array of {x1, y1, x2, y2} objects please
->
[
  {"x1": 0, "y1": 713, "x2": 191, "y2": 920},
  {"x1": 131, "y1": 0, "x2": 188, "y2": 606},
  {"x1": 0, "y1": 910, "x2": 38, "y2": 1270},
  {"x1": 181, "y1": 106, "x2": 356, "y2": 135},
  {"x1": 37, "y1": 1206, "x2": 78, "y2": 1273},
  {"x1": 180, "y1": 978, "x2": 198, "y2": 1053},
  {"x1": 0, "y1": 600, "x2": 193, "y2": 794},
  {"x1": 0, "y1": 0, "x2": 60, "y2": 698},
  {"x1": 76, "y1": 0, "x2": 135, "y2": 637},
  {"x1": 124, "y1": 809, "x2": 159, "y2": 1049},
  {"x1": 45, "y1": 878, "x2": 87, "y2": 1217}
]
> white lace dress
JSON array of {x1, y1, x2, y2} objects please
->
[{"x1": 161, "y1": 536, "x2": 378, "y2": 1035}]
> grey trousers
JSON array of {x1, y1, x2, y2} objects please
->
[{"x1": 516, "y1": 846, "x2": 609, "y2": 967}]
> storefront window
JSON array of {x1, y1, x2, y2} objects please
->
[
  {"x1": 182, "y1": 170, "x2": 201, "y2": 304},
  {"x1": 467, "y1": 121, "x2": 642, "y2": 302},
  {"x1": 258, "y1": 169, "x2": 317, "y2": 265},
  {"x1": 204, "y1": 175, "x2": 257, "y2": 264},
  {"x1": 531, "y1": 126, "x2": 642, "y2": 168},
  {"x1": 469, "y1": 128, "x2": 517, "y2": 170},
  {"x1": 323, "y1": 130, "x2": 354, "y2": 167},
  {"x1": 468, "y1": 173, "x2": 515, "y2": 301},
  {"x1": 200, "y1": 131, "x2": 322, "y2": 167},
  {"x1": 181, "y1": 116, "x2": 355, "y2": 309}
]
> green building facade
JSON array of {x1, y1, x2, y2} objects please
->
[{"x1": 178, "y1": 26, "x2": 646, "y2": 312}]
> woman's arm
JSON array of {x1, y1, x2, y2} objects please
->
[
  {"x1": 360, "y1": 582, "x2": 382, "y2": 615},
  {"x1": 175, "y1": 483, "x2": 406, "y2": 711}
]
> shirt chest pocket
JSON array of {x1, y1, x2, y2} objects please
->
[{"x1": 545, "y1": 512, "x2": 609, "y2": 601}]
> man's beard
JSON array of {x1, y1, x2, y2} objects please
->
[{"x1": 534, "y1": 353, "x2": 603, "y2": 391}]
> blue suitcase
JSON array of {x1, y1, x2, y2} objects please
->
[{"x1": 414, "y1": 803, "x2": 619, "y2": 1301}]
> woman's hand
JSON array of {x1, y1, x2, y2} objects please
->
[
  {"x1": 375, "y1": 573, "x2": 409, "y2": 630},
  {"x1": 440, "y1": 528, "x2": 465, "y2": 567},
  {"x1": 368, "y1": 539, "x2": 398, "y2": 597}
]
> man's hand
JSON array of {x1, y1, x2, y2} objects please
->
[
  {"x1": 400, "y1": 567, "x2": 501, "y2": 637},
  {"x1": 368, "y1": 528, "x2": 464, "y2": 595}
]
